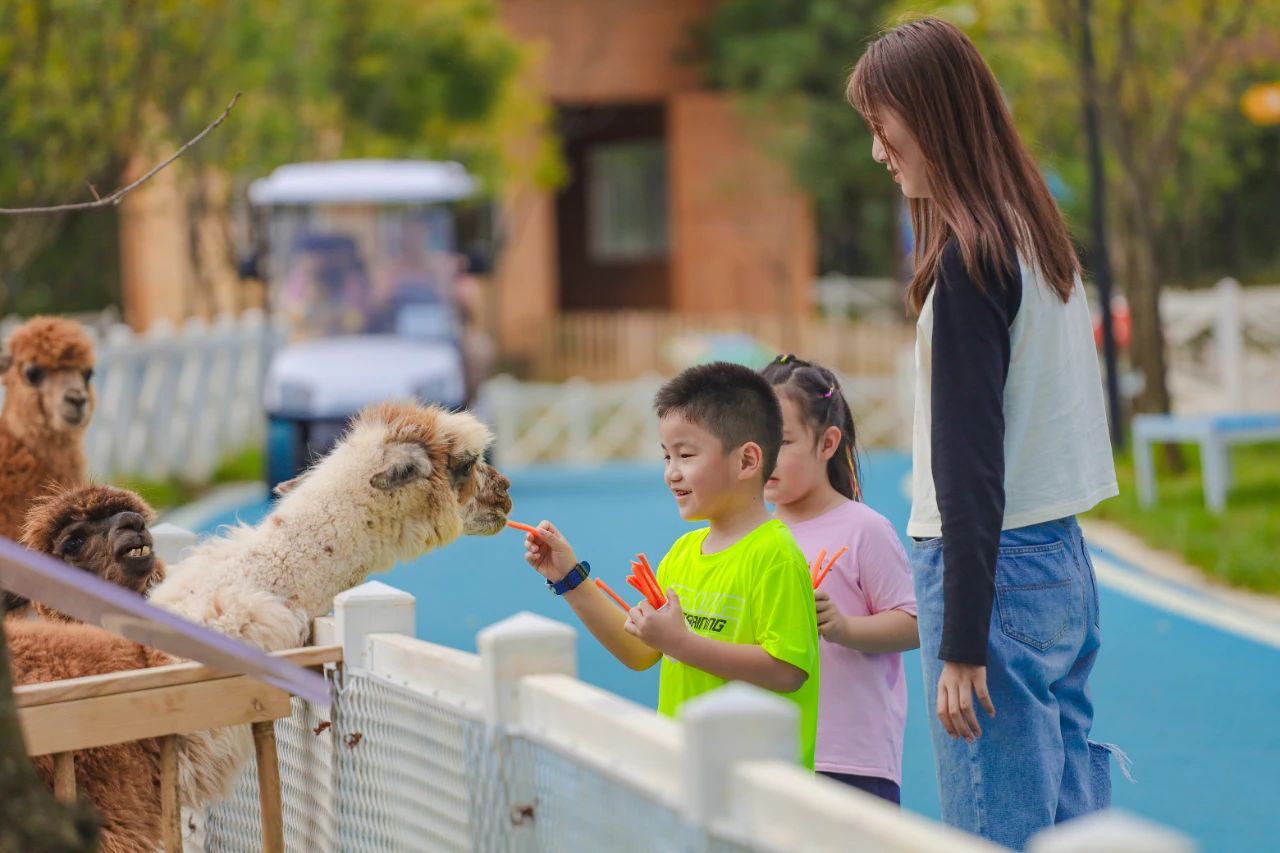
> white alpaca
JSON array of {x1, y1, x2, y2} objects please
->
[{"x1": 147, "y1": 399, "x2": 512, "y2": 807}]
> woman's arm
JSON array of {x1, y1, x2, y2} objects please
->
[{"x1": 929, "y1": 240, "x2": 1021, "y2": 665}]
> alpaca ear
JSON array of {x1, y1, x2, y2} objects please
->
[
  {"x1": 273, "y1": 474, "x2": 307, "y2": 498},
  {"x1": 370, "y1": 444, "x2": 431, "y2": 492}
]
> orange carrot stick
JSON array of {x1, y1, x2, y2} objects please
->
[
  {"x1": 810, "y1": 548, "x2": 828, "y2": 581},
  {"x1": 635, "y1": 554, "x2": 666, "y2": 606},
  {"x1": 595, "y1": 579, "x2": 630, "y2": 612},
  {"x1": 626, "y1": 575, "x2": 661, "y2": 608},
  {"x1": 506, "y1": 520, "x2": 544, "y2": 539},
  {"x1": 812, "y1": 546, "x2": 849, "y2": 589}
]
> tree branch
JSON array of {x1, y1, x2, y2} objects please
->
[{"x1": 0, "y1": 93, "x2": 241, "y2": 216}]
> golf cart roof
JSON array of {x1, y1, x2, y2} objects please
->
[{"x1": 248, "y1": 159, "x2": 478, "y2": 206}]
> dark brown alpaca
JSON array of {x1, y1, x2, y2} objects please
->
[{"x1": 20, "y1": 485, "x2": 167, "y2": 622}]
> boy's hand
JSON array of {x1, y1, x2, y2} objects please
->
[
  {"x1": 522, "y1": 520, "x2": 578, "y2": 583},
  {"x1": 814, "y1": 589, "x2": 848, "y2": 645},
  {"x1": 624, "y1": 589, "x2": 688, "y2": 656}
]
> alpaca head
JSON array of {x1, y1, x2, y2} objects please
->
[
  {"x1": 0, "y1": 316, "x2": 96, "y2": 437},
  {"x1": 273, "y1": 401, "x2": 511, "y2": 563},
  {"x1": 21, "y1": 484, "x2": 165, "y2": 622}
]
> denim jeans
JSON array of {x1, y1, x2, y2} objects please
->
[{"x1": 912, "y1": 517, "x2": 1113, "y2": 851}]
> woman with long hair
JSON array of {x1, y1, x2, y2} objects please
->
[{"x1": 848, "y1": 17, "x2": 1120, "y2": 849}]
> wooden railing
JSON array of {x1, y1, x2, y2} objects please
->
[
  {"x1": 16, "y1": 643, "x2": 343, "y2": 852},
  {"x1": 530, "y1": 311, "x2": 915, "y2": 381}
]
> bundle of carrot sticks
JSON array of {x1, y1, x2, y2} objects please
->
[
  {"x1": 596, "y1": 554, "x2": 664, "y2": 612},
  {"x1": 810, "y1": 546, "x2": 847, "y2": 589}
]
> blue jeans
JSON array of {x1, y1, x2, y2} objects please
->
[{"x1": 912, "y1": 517, "x2": 1113, "y2": 851}]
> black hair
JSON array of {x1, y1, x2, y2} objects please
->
[
  {"x1": 760, "y1": 354, "x2": 862, "y2": 501},
  {"x1": 654, "y1": 361, "x2": 783, "y2": 479}
]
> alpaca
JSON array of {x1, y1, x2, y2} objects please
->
[
  {"x1": 1, "y1": 316, "x2": 97, "y2": 613},
  {"x1": 8, "y1": 400, "x2": 511, "y2": 853},
  {"x1": 19, "y1": 485, "x2": 166, "y2": 622}
]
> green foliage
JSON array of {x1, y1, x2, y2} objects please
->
[
  {"x1": 1088, "y1": 443, "x2": 1280, "y2": 593},
  {"x1": 0, "y1": 0, "x2": 558, "y2": 307},
  {"x1": 116, "y1": 444, "x2": 265, "y2": 511},
  {"x1": 700, "y1": 0, "x2": 902, "y2": 276},
  {"x1": 893, "y1": 0, "x2": 1280, "y2": 286}
]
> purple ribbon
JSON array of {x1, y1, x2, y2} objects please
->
[{"x1": 0, "y1": 536, "x2": 328, "y2": 704}]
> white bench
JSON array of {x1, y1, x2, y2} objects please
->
[{"x1": 1133, "y1": 412, "x2": 1280, "y2": 513}]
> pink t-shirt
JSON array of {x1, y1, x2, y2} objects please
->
[{"x1": 785, "y1": 501, "x2": 916, "y2": 784}]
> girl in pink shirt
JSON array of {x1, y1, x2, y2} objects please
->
[{"x1": 762, "y1": 354, "x2": 919, "y2": 804}]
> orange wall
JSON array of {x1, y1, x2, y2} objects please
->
[
  {"x1": 501, "y1": 0, "x2": 715, "y2": 103},
  {"x1": 668, "y1": 92, "x2": 814, "y2": 317}
]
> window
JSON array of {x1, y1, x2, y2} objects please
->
[{"x1": 587, "y1": 140, "x2": 668, "y2": 261}]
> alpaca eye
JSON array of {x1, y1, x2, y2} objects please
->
[
  {"x1": 83, "y1": 368, "x2": 94, "y2": 383},
  {"x1": 24, "y1": 366, "x2": 43, "y2": 386},
  {"x1": 62, "y1": 535, "x2": 85, "y2": 555}
]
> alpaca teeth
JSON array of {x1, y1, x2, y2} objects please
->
[{"x1": 126, "y1": 546, "x2": 151, "y2": 558}]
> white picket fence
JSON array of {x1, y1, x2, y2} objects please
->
[
  {"x1": 0, "y1": 309, "x2": 277, "y2": 483},
  {"x1": 188, "y1": 579, "x2": 1192, "y2": 853},
  {"x1": 1160, "y1": 278, "x2": 1280, "y2": 414}
]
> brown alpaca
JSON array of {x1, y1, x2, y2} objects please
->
[
  {"x1": 20, "y1": 485, "x2": 166, "y2": 622},
  {"x1": 1, "y1": 316, "x2": 97, "y2": 612},
  {"x1": 7, "y1": 403, "x2": 511, "y2": 853},
  {"x1": 8, "y1": 621, "x2": 171, "y2": 853}
]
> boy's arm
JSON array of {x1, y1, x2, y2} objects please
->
[
  {"x1": 563, "y1": 582, "x2": 662, "y2": 671},
  {"x1": 523, "y1": 521, "x2": 661, "y2": 671},
  {"x1": 626, "y1": 591, "x2": 807, "y2": 693}
]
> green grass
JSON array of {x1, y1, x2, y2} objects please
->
[
  {"x1": 1086, "y1": 442, "x2": 1280, "y2": 594},
  {"x1": 115, "y1": 445, "x2": 264, "y2": 513}
]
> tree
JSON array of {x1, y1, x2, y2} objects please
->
[
  {"x1": 0, "y1": 0, "x2": 558, "y2": 314},
  {"x1": 899, "y1": 0, "x2": 1280, "y2": 415},
  {"x1": 700, "y1": 0, "x2": 901, "y2": 279}
]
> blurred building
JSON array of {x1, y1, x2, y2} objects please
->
[
  {"x1": 494, "y1": 0, "x2": 815, "y2": 367},
  {"x1": 116, "y1": 1, "x2": 816, "y2": 375}
]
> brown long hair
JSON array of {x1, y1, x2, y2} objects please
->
[{"x1": 847, "y1": 17, "x2": 1079, "y2": 313}]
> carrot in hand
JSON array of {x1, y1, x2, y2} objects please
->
[
  {"x1": 595, "y1": 579, "x2": 630, "y2": 612},
  {"x1": 812, "y1": 545, "x2": 849, "y2": 589},
  {"x1": 506, "y1": 520, "x2": 544, "y2": 539},
  {"x1": 633, "y1": 553, "x2": 666, "y2": 607}
]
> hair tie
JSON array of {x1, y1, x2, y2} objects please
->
[
  {"x1": 822, "y1": 385, "x2": 835, "y2": 399},
  {"x1": 775, "y1": 353, "x2": 793, "y2": 364}
]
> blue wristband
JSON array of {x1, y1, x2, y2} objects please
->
[{"x1": 548, "y1": 561, "x2": 590, "y2": 595}]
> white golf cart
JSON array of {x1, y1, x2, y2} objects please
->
[{"x1": 247, "y1": 159, "x2": 479, "y2": 489}]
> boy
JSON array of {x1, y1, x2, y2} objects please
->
[{"x1": 523, "y1": 362, "x2": 820, "y2": 767}]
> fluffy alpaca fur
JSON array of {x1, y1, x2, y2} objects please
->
[
  {"x1": 1, "y1": 316, "x2": 97, "y2": 612},
  {"x1": 20, "y1": 485, "x2": 166, "y2": 622},
  {"x1": 7, "y1": 401, "x2": 511, "y2": 853}
]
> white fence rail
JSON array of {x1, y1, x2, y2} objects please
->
[{"x1": 194, "y1": 581, "x2": 1190, "y2": 853}]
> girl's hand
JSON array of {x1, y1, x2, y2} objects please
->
[
  {"x1": 814, "y1": 589, "x2": 848, "y2": 644},
  {"x1": 936, "y1": 661, "x2": 996, "y2": 742},
  {"x1": 522, "y1": 520, "x2": 578, "y2": 583},
  {"x1": 624, "y1": 589, "x2": 688, "y2": 655}
]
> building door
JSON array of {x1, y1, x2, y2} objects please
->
[{"x1": 555, "y1": 104, "x2": 670, "y2": 311}]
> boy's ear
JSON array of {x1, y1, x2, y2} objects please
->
[{"x1": 737, "y1": 441, "x2": 764, "y2": 481}]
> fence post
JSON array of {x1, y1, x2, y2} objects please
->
[
  {"x1": 680, "y1": 683, "x2": 798, "y2": 828},
  {"x1": 477, "y1": 611, "x2": 577, "y2": 727},
  {"x1": 150, "y1": 523, "x2": 198, "y2": 566},
  {"x1": 1215, "y1": 277, "x2": 1244, "y2": 410},
  {"x1": 1028, "y1": 809, "x2": 1196, "y2": 852},
  {"x1": 333, "y1": 581, "x2": 416, "y2": 673},
  {"x1": 477, "y1": 613, "x2": 576, "y2": 851}
]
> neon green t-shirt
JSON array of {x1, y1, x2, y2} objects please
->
[{"x1": 655, "y1": 519, "x2": 820, "y2": 769}]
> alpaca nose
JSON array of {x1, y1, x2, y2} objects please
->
[
  {"x1": 65, "y1": 390, "x2": 87, "y2": 408},
  {"x1": 112, "y1": 511, "x2": 147, "y2": 533}
]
